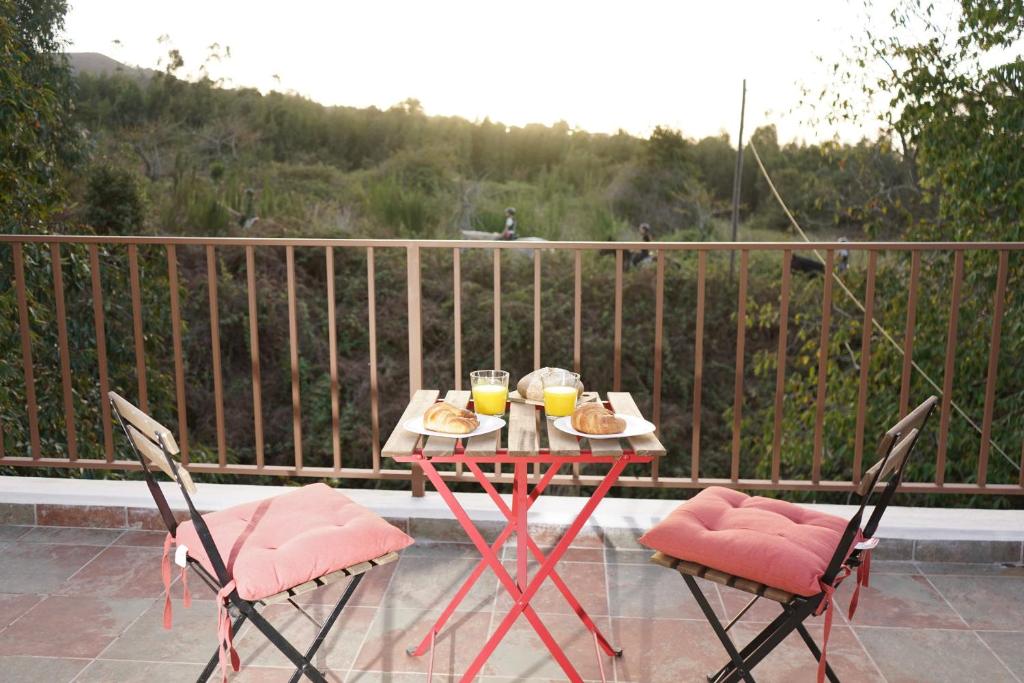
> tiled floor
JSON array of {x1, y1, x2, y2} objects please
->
[{"x1": 0, "y1": 523, "x2": 1022, "y2": 682}]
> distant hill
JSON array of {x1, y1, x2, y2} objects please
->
[{"x1": 66, "y1": 52, "x2": 154, "y2": 79}]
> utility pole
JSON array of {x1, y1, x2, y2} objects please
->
[{"x1": 729, "y1": 79, "x2": 747, "y2": 280}]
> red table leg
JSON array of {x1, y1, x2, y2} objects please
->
[
  {"x1": 458, "y1": 456, "x2": 632, "y2": 682},
  {"x1": 514, "y1": 461, "x2": 528, "y2": 590},
  {"x1": 406, "y1": 462, "x2": 561, "y2": 658},
  {"x1": 467, "y1": 461, "x2": 621, "y2": 657},
  {"x1": 415, "y1": 458, "x2": 585, "y2": 682}
]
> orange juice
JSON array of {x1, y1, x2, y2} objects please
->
[
  {"x1": 472, "y1": 384, "x2": 508, "y2": 415},
  {"x1": 543, "y1": 386, "x2": 577, "y2": 417}
]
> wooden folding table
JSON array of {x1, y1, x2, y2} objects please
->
[{"x1": 383, "y1": 389, "x2": 665, "y2": 682}]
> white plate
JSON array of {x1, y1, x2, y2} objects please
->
[
  {"x1": 403, "y1": 413, "x2": 505, "y2": 439},
  {"x1": 552, "y1": 414, "x2": 656, "y2": 440}
]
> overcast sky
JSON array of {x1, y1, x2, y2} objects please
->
[{"x1": 62, "y1": 0, "x2": 894, "y2": 143}]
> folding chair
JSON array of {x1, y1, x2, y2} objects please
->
[
  {"x1": 640, "y1": 396, "x2": 938, "y2": 683},
  {"x1": 109, "y1": 391, "x2": 414, "y2": 682}
]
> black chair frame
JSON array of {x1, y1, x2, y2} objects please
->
[
  {"x1": 110, "y1": 393, "x2": 370, "y2": 683},
  {"x1": 673, "y1": 396, "x2": 939, "y2": 683}
]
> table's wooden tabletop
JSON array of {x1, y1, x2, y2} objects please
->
[{"x1": 382, "y1": 389, "x2": 666, "y2": 460}]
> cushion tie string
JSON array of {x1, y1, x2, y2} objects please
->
[
  {"x1": 815, "y1": 566, "x2": 851, "y2": 683},
  {"x1": 181, "y1": 564, "x2": 192, "y2": 608},
  {"x1": 161, "y1": 533, "x2": 174, "y2": 629},
  {"x1": 848, "y1": 549, "x2": 871, "y2": 620},
  {"x1": 216, "y1": 580, "x2": 241, "y2": 683}
]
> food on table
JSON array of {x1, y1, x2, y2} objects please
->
[
  {"x1": 423, "y1": 401, "x2": 480, "y2": 434},
  {"x1": 516, "y1": 367, "x2": 584, "y2": 402},
  {"x1": 571, "y1": 403, "x2": 626, "y2": 435}
]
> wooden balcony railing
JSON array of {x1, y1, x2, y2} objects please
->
[{"x1": 1, "y1": 235, "x2": 1021, "y2": 496}]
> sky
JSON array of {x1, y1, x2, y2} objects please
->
[{"x1": 62, "y1": 0, "x2": 890, "y2": 143}]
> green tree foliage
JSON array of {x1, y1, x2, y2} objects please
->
[
  {"x1": 84, "y1": 165, "x2": 145, "y2": 232},
  {"x1": 0, "y1": 0, "x2": 80, "y2": 232}
]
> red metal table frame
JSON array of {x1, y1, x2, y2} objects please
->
[{"x1": 385, "y1": 390, "x2": 664, "y2": 683}]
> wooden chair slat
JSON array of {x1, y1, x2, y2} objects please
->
[
  {"x1": 261, "y1": 552, "x2": 399, "y2": 604},
  {"x1": 858, "y1": 427, "x2": 920, "y2": 496},
  {"x1": 382, "y1": 389, "x2": 440, "y2": 459},
  {"x1": 606, "y1": 392, "x2": 666, "y2": 456},
  {"x1": 126, "y1": 424, "x2": 197, "y2": 494},
  {"x1": 110, "y1": 391, "x2": 180, "y2": 454}
]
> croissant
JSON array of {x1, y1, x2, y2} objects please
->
[
  {"x1": 571, "y1": 403, "x2": 626, "y2": 435},
  {"x1": 423, "y1": 401, "x2": 479, "y2": 435}
]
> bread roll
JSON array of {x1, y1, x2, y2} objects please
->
[
  {"x1": 423, "y1": 402, "x2": 479, "y2": 435},
  {"x1": 571, "y1": 403, "x2": 626, "y2": 435},
  {"x1": 516, "y1": 368, "x2": 584, "y2": 402}
]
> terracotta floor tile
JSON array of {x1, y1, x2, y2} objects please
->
[
  {"x1": 101, "y1": 597, "x2": 218, "y2": 663},
  {"x1": 346, "y1": 672, "x2": 429, "y2": 682},
  {"x1": 606, "y1": 562, "x2": 724, "y2": 619},
  {"x1": 729, "y1": 622, "x2": 883, "y2": 682},
  {"x1": 236, "y1": 603, "x2": 375, "y2": 670},
  {"x1": 927, "y1": 575, "x2": 1024, "y2": 629},
  {"x1": 76, "y1": 659, "x2": 203, "y2": 683},
  {"x1": 482, "y1": 612, "x2": 612, "y2": 680},
  {"x1": 611, "y1": 617, "x2": 728, "y2": 682},
  {"x1": 0, "y1": 542, "x2": 103, "y2": 593},
  {"x1": 0, "y1": 596, "x2": 152, "y2": 658},
  {"x1": 0, "y1": 525, "x2": 31, "y2": 542},
  {"x1": 56, "y1": 545, "x2": 165, "y2": 599},
  {"x1": 381, "y1": 556, "x2": 497, "y2": 613},
  {"x1": 402, "y1": 542, "x2": 486, "y2": 559},
  {"x1": 833, "y1": 573, "x2": 966, "y2": 629},
  {"x1": 18, "y1": 526, "x2": 122, "y2": 546},
  {"x1": 976, "y1": 630, "x2": 1024, "y2": 679},
  {"x1": 494, "y1": 559, "x2": 608, "y2": 617},
  {"x1": 856, "y1": 626, "x2": 1017, "y2": 683},
  {"x1": 351, "y1": 607, "x2": 492, "y2": 677},
  {"x1": 603, "y1": 548, "x2": 654, "y2": 565},
  {"x1": 0, "y1": 655, "x2": 89, "y2": 682},
  {"x1": 112, "y1": 530, "x2": 170, "y2": 547},
  {"x1": 0, "y1": 593, "x2": 45, "y2": 627}
]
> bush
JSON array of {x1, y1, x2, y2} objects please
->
[{"x1": 84, "y1": 165, "x2": 145, "y2": 232}]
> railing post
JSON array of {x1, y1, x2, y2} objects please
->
[{"x1": 407, "y1": 245, "x2": 425, "y2": 497}]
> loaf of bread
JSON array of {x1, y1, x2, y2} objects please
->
[
  {"x1": 571, "y1": 403, "x2": 626, "y2": 435},
  {"x1": 423, "y1": 402, "x2": 479, "y2": 434},
  {"x1": 516, "y1": 368, "x2": 584, "y2": 402}
]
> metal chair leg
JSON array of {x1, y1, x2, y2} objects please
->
[
  {"x1": 286, "y1": 573, "x2": 364, "y2": 683},
  {"x1": 682, "y1": 574, "x2": 755, "y2": 683}
]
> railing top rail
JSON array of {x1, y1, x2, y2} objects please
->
[{"x1": 1, "y1": 234, "x2": 1022, "y2": 251}]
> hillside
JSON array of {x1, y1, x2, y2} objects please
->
[{"x1": 67, "y1": 52, "x2": 154, "y2": 79}]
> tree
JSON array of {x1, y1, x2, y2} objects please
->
[
  {"x1": 84, "y1": 165, "x2": 145, "y2": 232},
  {"x1": 0, "y1": 0, "x2": 80, "y2": 232},
  {"x1": 837, "y1": 0, "x2": 1023, "y2": 241}
]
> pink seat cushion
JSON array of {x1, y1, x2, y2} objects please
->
[
  {"x1": 173, "y1": 483, "x2": 413, "y2": 600},
  {"x1": 639, "y1": 487, "x2": 850, "y2": 597}
]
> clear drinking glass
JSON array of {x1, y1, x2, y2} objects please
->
[
  {"x1": 542, "y1": 370, "x2": 580, "y2": 418},
  {"x1": 470, "y1": 370, "x2": 509, "y2": 415}
]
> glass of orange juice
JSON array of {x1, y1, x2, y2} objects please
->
[
  {"x1": 470, "y1": 370, "x2": 509, "y2": 416},
  {"x1": 542, "y1": 370, "x2": 580, "y2": 419}
]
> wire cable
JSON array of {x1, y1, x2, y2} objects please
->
[{"x1": 747, "y1": 139, "x2": 1018, "y2": 473}]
